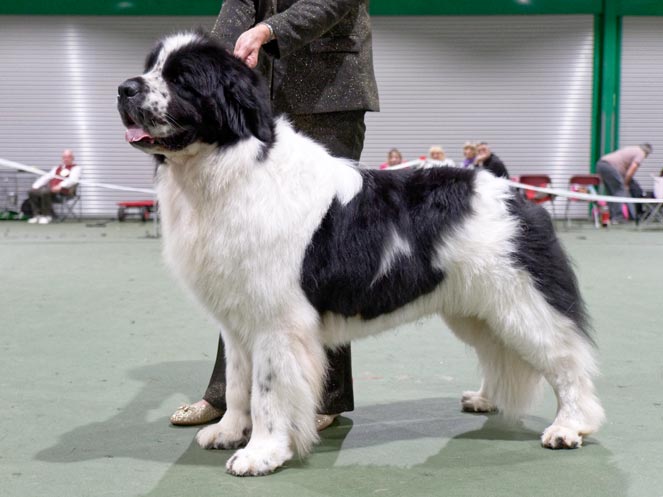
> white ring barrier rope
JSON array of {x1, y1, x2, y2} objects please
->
[
  {"x1": 0, "y1": 157, "x2": 156, "y2": 195},
  {"x1": 506, "y1": 180, "x2": 662, "y2": 204},
  {"x1": 383, "y1": 159, "x2": 663, "y2": 204},
  {"x1": 3, "y1": 156, "x2": 662, "y2": 204}
]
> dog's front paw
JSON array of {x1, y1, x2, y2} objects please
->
[
  {"x1": 461, "y1": 390, "x2": 497, "y2": 413},
  {"x1": 196, "y1": 419, "x2": 251, "y2": 450},
  {"x1": 226, "y1": 444, "x2": 293, "y2": 477},
  {"x1": 541, "y1": 425, "x2": 583, "y2": 449}
]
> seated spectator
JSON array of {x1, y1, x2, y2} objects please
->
[
  {"x1": 28, "y1": 149, "x2": 81, "y2": 224},
  {"x1": 461, "y1": 141, "x2": 477, "y2": 168},
  {"x1": 379, "y1": 148, "x2": 404, "y2": 169},
  {"x1": 475, "y1": 142, "x2": 509, "y2": 178},
  {"x1": 425, "y1": 145, "x2": 455, "y2": 168}
]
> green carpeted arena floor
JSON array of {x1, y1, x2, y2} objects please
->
[{"x1": 1, "y1": 220, "x2": 662, "y2": 497}]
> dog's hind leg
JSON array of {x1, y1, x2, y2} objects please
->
[
  {"x1": 537, "y1": 323, "x2": 605, "y2": 449},
  {"x1": 226, "y1": 327, "x2": 326, "y2": 476},
  {"x1": 444, "y1": 315, "x2": 542, "y2": 416},
  {"x1": 486, "y1": 292, "x2": 605, "y2": 449},
  {"x1": 196, "y1": 328, "x2": 252, "y2": 450}
]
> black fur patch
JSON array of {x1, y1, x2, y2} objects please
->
[
  {"x1": 506, "y1": 196, "x2": 592, "y2": 341},
  {"x1": 301, "y1": 167, "x2": 476, "y2": 320},
  {"x1": 144, "y1": 42, "x2": 162, "y2": 72},
  {"x1": 160, "y1": 36, "x2": 274, "y2": 153}
]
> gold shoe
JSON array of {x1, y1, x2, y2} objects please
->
[
  {"x1": 169, "y1": 402, "x2": 224, "y2": 426},
  {"x1": 315, "y1": 413, "x2": 339, "y2": 432}
]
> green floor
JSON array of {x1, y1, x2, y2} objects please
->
[{"x1": 1, "y1": 220, "x2": 662, "y2": 497}]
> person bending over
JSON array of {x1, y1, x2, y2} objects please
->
[{"x1": 596, "y1": 143, "x2": 652, "y2": 222}]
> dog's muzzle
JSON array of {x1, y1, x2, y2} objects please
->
[{"x1": 117, "y1": 78, "x2": 157, "y2": 146}]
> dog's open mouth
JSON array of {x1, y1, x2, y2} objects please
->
[
  {"x1": 120, "y1": 109, "x2": 194, "y2": 152},
  {"x1": 125, "y1": 126, "x2": 156, "y2": 146}
]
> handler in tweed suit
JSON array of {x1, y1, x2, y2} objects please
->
[{"x1": 170, "y1": 0, "x2": 379, "y2": 429}]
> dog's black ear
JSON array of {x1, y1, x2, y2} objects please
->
[
  {"x1": 182, "y1": 39, "x2": 274, "y2": 147},
  {"x1": 205, "y1": 51, "x2": 273, "y2": 145},
  {"x1": 224, "y1": 72, "x2": 274, "y2": 144},
  {"x1": 144, "y1": 41, "x2": 163, "y2": 72}
]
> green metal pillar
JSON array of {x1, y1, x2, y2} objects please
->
[{"x1": 592, "y1": 0, "x2": 621, "y2": 171}]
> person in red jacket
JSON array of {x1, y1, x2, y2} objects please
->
[{"x1": 28, "y1": 149, "x2": 81, "y2": 224}]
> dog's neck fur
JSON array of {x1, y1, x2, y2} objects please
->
[{"x1": 159, "y1": 134, "x2": 267, "y2": 206}]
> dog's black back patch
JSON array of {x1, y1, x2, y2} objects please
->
[
  {"x1": 301, "y1": 167, "x2": 476, "y2": 320},
  {"x1": 506, "y1": 196, "x2": 592, "y2": 341}
]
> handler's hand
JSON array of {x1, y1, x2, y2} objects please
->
[{"x1": 234, "y1": 24, "x2": 272, "y2": 68}]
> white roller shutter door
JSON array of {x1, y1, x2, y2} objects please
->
[
  {"x1": 0, "y1": 16, "x2": 216, "y2": 217},
  {"x1": 0, "y1": 15, "x2": 594, "y2": 217},
  {"x1": 366, "y1": 16, "x2": 595, "y2": 218},
  {"x1": 620, "y1": 17, "x2": 663, "y2": 194}
]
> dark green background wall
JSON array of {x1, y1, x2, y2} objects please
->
[
  {"x1": 3, "y1": 0, "x2": 662, "y2": 16},
  {"x1": 0, "y1": 0, "x2": 604, "y2": 16}
]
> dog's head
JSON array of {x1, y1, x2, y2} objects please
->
[{"x1": 117, "y1": 31, "x2": 273, "y2": 157}]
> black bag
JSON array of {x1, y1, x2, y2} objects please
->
[
  {"x1": 628, "y1": 179, "x2": 648, "y2": 219},
  {"x1": 20, "y1": 198, "x2": 32, "y2": 218}
]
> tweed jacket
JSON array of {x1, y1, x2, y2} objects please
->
[{"x1": 211, "y1": 0, "x2": 380, "y2": 115}]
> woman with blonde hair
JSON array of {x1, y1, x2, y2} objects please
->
[{"x1": 425, "y1": 145, "x2": 455, "y2": 168}]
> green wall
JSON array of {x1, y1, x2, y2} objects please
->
[{"x1": 0, "y1": 0, "x2": 602, "y2": 16}]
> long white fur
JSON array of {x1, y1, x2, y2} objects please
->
[{"x1": 145, "y1": 36, "x2": 605, "y2": 476}]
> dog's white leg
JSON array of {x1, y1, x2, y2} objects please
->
[
  {"x1": 538, "y1": 329, "x2": 605, "y2": 449},
  {"x1": 445, "y1": 315, "x2": 542, "y2": 415},
  {"x1": 445, "y1": 316, "x2": 498, "y2": 412},
  {"x1": 196, "y1": 329, "x2": 252, "y2": 450},
  {"x1": 226, "y1": 328, "x2": 326, "y2": 476},
  {"x1": 487, "y1": 302, "x2": 605, "y2": 449}
]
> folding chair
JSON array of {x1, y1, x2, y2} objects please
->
[
  {"x1": 564, "y1": 174, "x2": 601, "y2": 228},
  {"x1": 54, "y1": 185, "x2": 81, "y2": 222},
  {"x1": 519, "y1": 174, "x2": 557, "y2": 219},
  {"x1": 638, "y1": 176, "x2": 663, "y2": 228}
]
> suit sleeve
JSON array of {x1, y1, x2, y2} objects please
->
[
  {"x1": 262, "y1": 0, "x2": 361, "y2": 58},
  {"x1": 211, "y1": 0, "x2": 257, "y2": 52}
]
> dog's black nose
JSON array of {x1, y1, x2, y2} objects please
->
[{"x1": 118, "y1": 79, "x2": 143, "y2": 98}]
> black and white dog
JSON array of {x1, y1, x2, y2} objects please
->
[{"x1": 117, "y1": 32, "x2": 604, "y2": 476}]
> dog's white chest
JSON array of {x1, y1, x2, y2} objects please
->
[
  {"x1": 156, "y1": 162, "x2": 324, "y2": 329},
  {"x1": 157, "y1": 172, "x2": 253, "y2": 321}
]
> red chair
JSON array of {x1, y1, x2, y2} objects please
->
[
  {"x1": 519, "y1": 174, "x2": 556, "y2": 219},
  {"x1": 564, "y1": 174, "x2": 601, "y2": 228}
]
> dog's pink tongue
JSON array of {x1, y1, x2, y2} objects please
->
[{"x1": 125, "y1": 126, "x2": 155, "y2": 143}]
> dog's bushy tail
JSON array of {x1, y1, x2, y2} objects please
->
[
  {"x1": 285, "y1": 331, "x2": 327, "y2": 457},
  {"x1": 485, "y1": 341, "x2": 543, "y2": 421}
]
